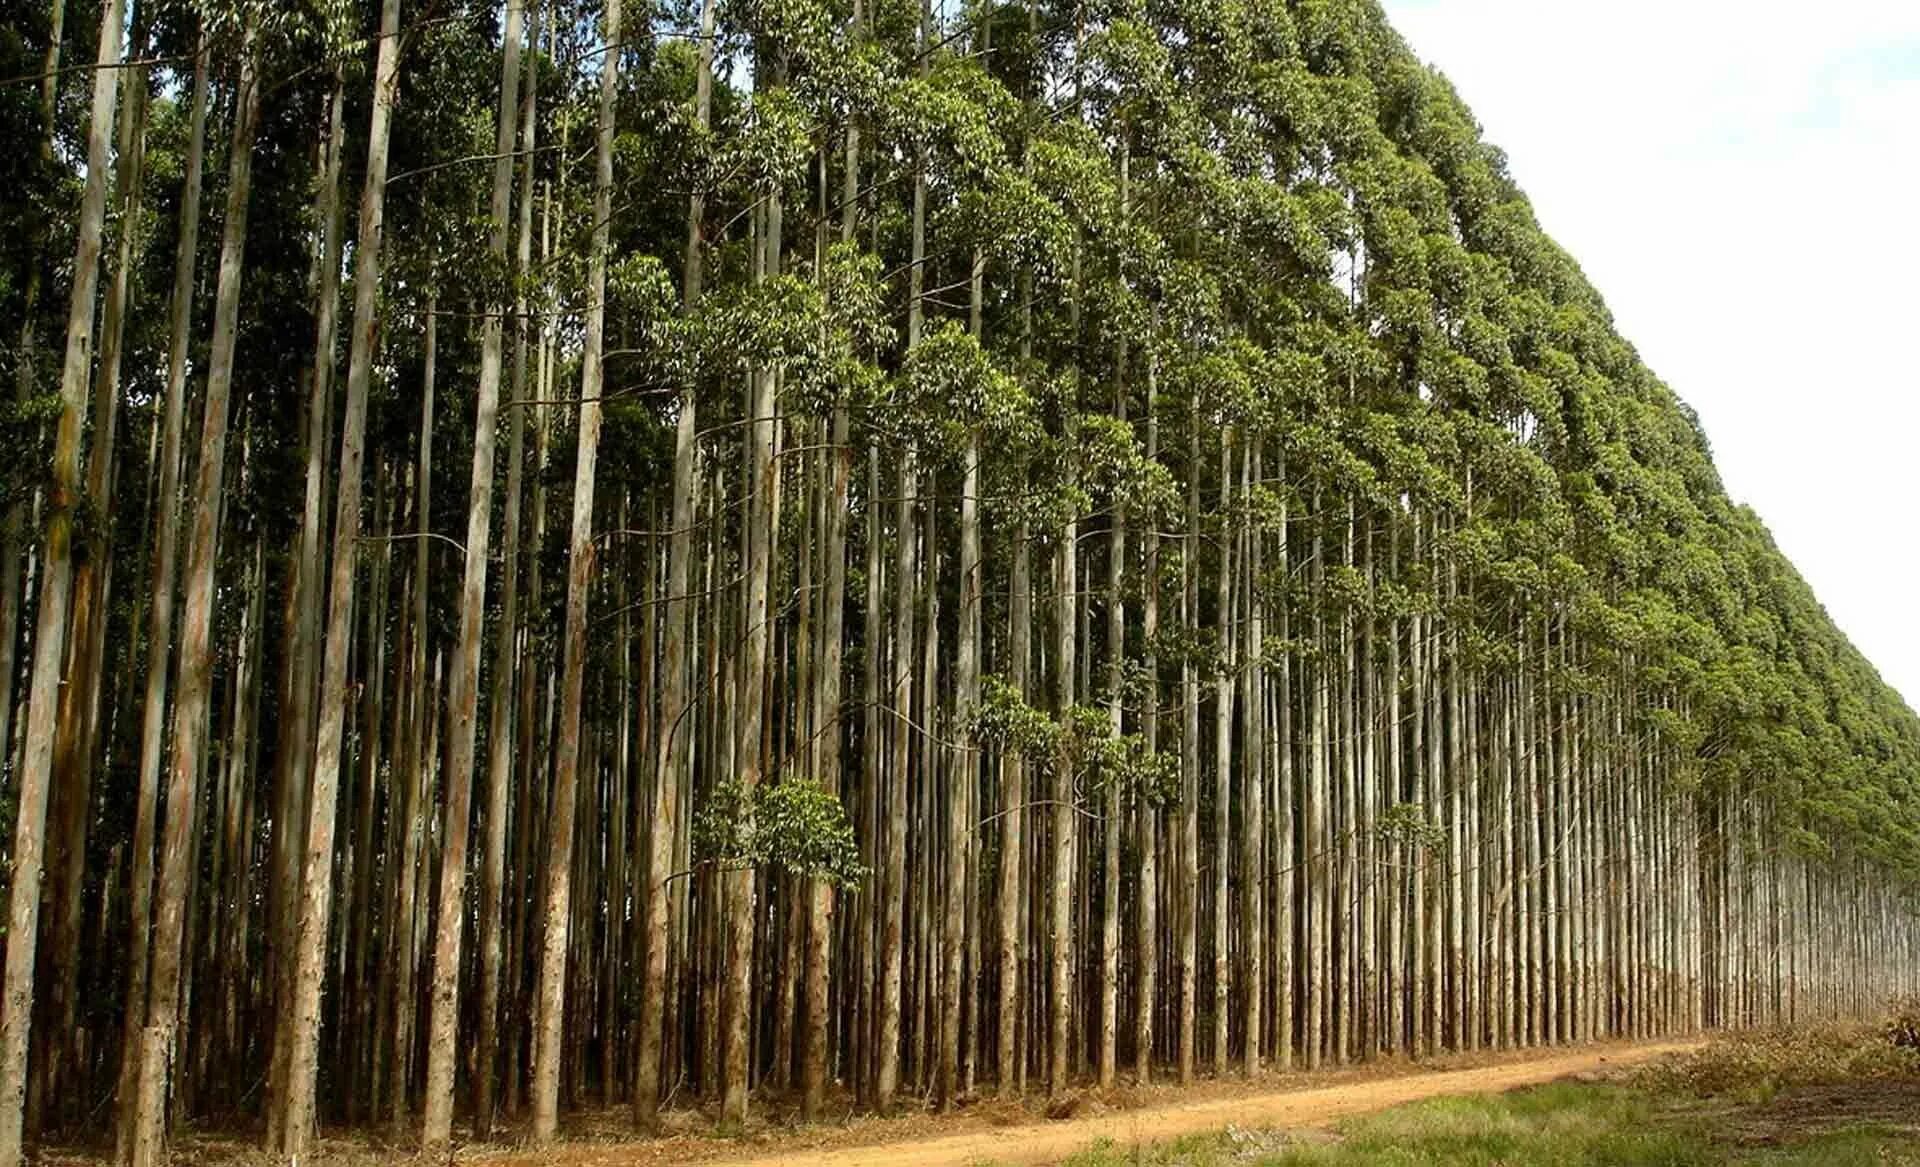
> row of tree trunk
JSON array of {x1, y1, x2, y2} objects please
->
[{"x1": 0, "y1": 3, "x2": 1916, "y2": 1166}]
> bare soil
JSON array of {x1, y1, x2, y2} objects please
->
[{"x1": 446, "y1": 1038, "x2": 1702, "y2": 1167}]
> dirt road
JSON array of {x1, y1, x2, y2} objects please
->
[{"x1": 712, "y1": 1040, "x2": 1701, "y2": 1167}]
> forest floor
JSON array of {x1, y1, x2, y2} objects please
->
[
  {"x1": 464, "y1": 1037, "x2": 1703, "y2": 1167},
  {"x1": 1034, "y1": 1025, "x2": 1920, "y2": 1167},
  {"x1": 684, "y1": 1039, "x2": 1704, "y2": 1167},
  {"x1": 54, "y1": 1026, "x2": 1920, "y2": 1165}
]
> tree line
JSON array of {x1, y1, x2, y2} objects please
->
[{"x1": 1, "y1": 0, "x2": 1917, "y2": 1162}]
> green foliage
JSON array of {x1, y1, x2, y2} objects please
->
[
  {"x1": 1375, "y1": 802, "x2": 1445, "y2": 854},
  {"x1": 969, "y1": 677, "x2": 1178, "y2": 807},
  {"x1": 899, "y1": 321, "x2": 1036, "y2": 454},
  {"x1": 693, "y1": 777, "x2": 868, "y2": 888}
]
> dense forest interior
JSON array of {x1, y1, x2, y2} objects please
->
[{"x1": 0, "y1": 0, "x2": 1917, "y2": 1162}]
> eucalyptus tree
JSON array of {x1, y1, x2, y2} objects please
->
[
  {"x1": 531, "y1": 0, "x2": 624, "y2": 1142},
  {"x1": 0, "y1": 2, "x2": 123, "y2": 1161},
  {"x1": 280, "y1": 0, "x2": 406, "y2": 1154},
  {"x1": 2, "y1": 0, "x2": 1920, "y2": 1150},
  {"x1": 419, "y1": 0, "x2": 526, "y2": 1148},
  {"x1": 115, "y1": 20, "x2": 207, "y2": 1161},
  {"x1": 127, "y1": 7, "x2": 265, "y2": 1157}
]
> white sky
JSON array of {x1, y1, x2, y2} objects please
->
[{"x1": 1380, "y1": 0, "x2": 1920, "y2": 709}]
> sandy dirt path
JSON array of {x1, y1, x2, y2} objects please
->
[{"x1": 712, "y1": 1039, "x2": 1702, "y2": 1167}]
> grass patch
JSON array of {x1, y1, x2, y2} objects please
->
[
  {"x1": 1047, "y1": 1023, "x2": 1920, "y2": 1167},
  {"x1": 1056, "y1": 1085, "x2": 1720, "y2": 1165}
]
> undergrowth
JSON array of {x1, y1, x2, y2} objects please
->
[
  {"x1": 1049, "y1": 1008, "x2": 1920, "y2": 1167},
  {"x1": 1634, "y1": 1018, "x2": 1920, "y2": 1103}
]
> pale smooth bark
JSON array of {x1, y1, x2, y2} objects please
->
[
  {"x1": 637, "y1": 0, "x2": 714, "y2": 1128},
  {"x1": 280, "y1": 1, "x2": 404, "y2": 1153},
  {"x1": 113, "y1": 28, "x2": 205, "y2": 1165},
  {"x1": 1050, "y1": 467, "x2": 1077, "y2": 1096},
  {"x1": 878, "y1": 6, "x2": 930, "y2": 1105},
  {"x1": 801, "y1": 14, "x2": 857, "y2": 1113},
  {"x1": 530, "y1": 0, "x2": 618, "y2": 1140},
  {"x1": 476, "y1": 3, "x2": 543, "y2": 1140},
  {"x1": 266, "y1": 64, "x2": 346, "y2": 1150},
  {"x1": 130, "y1": 16, "x2": 261, "y2": 1167},
  {"x1": 420, "y1": 0, "x2": 525, "y2": 1146}
]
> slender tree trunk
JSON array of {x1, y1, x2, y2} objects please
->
[
  {"x1": 114, "y1": 31, "x2": 207, "y2": 1163},
  {"x1": 723, "y1": 39, "x2": 786, "y2": 1127},
  {"x1": 1099, "y1": 383, "x2": 1125, "y2": 1091},
  {"x1": 126, "y1": 16, "x2": 261, "y2": 1166},
  {"x1": 1136, "y1": 348, "x2": 1159, "y2": 1085},
  {"x1": 638, "y1": 0, "x2": 714, "y2": 1127},
  {"x1": 531, "y1": 0, "x2": 619, "y2": 1140},
  {"x1": 476, "y1": 3, "x2": 543, "y2": 1139},
  {"x1": 876, "y1": 454, "x2": 916, "y2": 1115},
  {"x1": 267, "y1": 61, "x2": 347, "y2": 1147},
  {"x1": 1050, "y1": 459, "x2": 1077, "y2": 1096},
  {"x1": 386, "y1": 303, "x2": 438, "y2": 1139},
  {"x1": 946, "y1": 425, "x2": 981, "y2": 1108},
  {"x1": 998, "y1": 506, "x2": 1031, "y2": 1096},
  {"x1": 878, "y1": 7, "x2": 930, "y2": 1104},
  {"x1": 801, "y1": 16, "x2": 858, "y2": 1115},
  {"x1": 1178, "y1": 405, "x2": 1200, "y2": 1086},
  {"x1": 46, "y1": 28, "x2": 148, "y2": 1117},
  {"x1": 280, "y1": 2, "x2": 404, "y2": 1152},
  {"x1": 1211, "y1": 433, "x2": 1234, "y2": 1077},
  {"x1": 0, "y1": 2, "x2": 122, "y2": 1157},
  {"x1": 1241, "y1": 445, "x2": 1264, "y2": 1075},
  {"x1": 420, "y1": 1, "x2": 525, "y2": 1146}
]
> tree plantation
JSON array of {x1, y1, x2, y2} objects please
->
[{"x1": 2, "y1": 0, "x2": 1918, "y2": 1161}]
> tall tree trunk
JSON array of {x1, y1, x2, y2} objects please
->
[
  {"x1": 724, "y1": 40, "x2": 785, "y2": 1127},
  {"x1": 0, "y1": 1, "x2": 122, "y2": 1157},
  {"x1": 637, "y1": 0, "x2": 714, "y2": 1128},
  {"x1": 1241, "y1": 444, "x2": 1263, "y2": 1075},
  {"x1": 1099, "y1": 402, "x2": 1125, "y2": 1091},
  {"x1": 876, "y1": 465, "x2": 917, "y2": 1113},
  {"x1": 1049, "y1": 455, "x2": 1077, "y2": 1097},
  {"x1": 127, "y1": 15, "x2": 260, "y2": 1165},
  {"x1": 1136, "y1": 345, "x2": 1159, "y2": 1085},
  {"x1": 1211, "y1": 433, "x2": 1234, "y2": 1077},
  {"x1": 531, "y1": 0, "x2": 618, "y2": 1139},
  {"x1": 476, "y1": 2, "x2": 543, "y2": 1138},
  {"x1": 267, "y1": 62, "x2": 347, "y2": 1149},
  {"x1": 279, "y1": 1, "x2": 404, "y2": 1152},
  {"x1": 878, "y1": 3, "x2": 930, "y2": 1105},
  {"x1": 800, "y1": 11, "x2": 857, "y2": 1116},
  {"x1": 46, "y1": 25, "x2": 148, "y2": 1118},
  {"x1": 114, "y1": 28, "x2": 207, "y2": 1163},
  {"x1": 998, "y1": 509, "x2": 1031, "y2": 1096},
  {"x1": 1177, "y1": 404, "x2": 1200, "y2": 1086},
  {"x1": 945, "y1": 384, "x2": 981, "y2": 1109},
  {"x1": 421, "y1": 0, "x2": 525, "y2": 1146},
  {"x1": 386, "y1": 304, "x2": 437, "y2": 1140}
]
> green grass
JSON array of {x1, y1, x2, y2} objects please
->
[{"x1": 1044, "y1": 1081, "x2": 1920, "y2": 1167}]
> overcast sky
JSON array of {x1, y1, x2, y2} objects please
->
[{"x1": 1378, "y1": 0, "x2": 1920, "y2": 708}]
